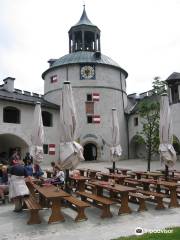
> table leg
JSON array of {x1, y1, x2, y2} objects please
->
[
  {"x1": 78, "y1": 181, "x2": 85, "y2": 192},
  {"x1": 118, "y1": 192, "x2": 132, "y2": 215},
  {"x1": 48, "y1": 198, "x2": 65, "y2": 223},
  {"x1": 169, "y1": 188, "x2": 180, "y2": 208}
]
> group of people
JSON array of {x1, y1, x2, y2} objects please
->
[{"x1": 0, "y1": 149, "x2": 65, "y2": 212}]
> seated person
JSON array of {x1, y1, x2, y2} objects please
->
[
  {"x1": 46, "y1": 161, "x2": 56, "y2": 178},
  {"x1": 24, "y1": 159, "x2": 33, "y2": 176},
  {"x1": 0, "y1": 165, "x2": 8, "y2": 204},
  {"x1": 50, "y1": 166, "x2": 64, "y2": 185},
  {"x1": 33, "y1": 163, "x2": 44, "y2": 178},
  {"x1": 23, "y1": 152, "x2": 33, "y2": 166},
  {"x1": 8, "y1": 159, "x2": 31, "y2": 212}
]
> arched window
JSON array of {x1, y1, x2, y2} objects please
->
[
  {"x1": 42, "y1": 111, "x2": 53, "y2": 127},
  {"x1": 3, "y1": 106, "x2": 20, "y2": 124},
  {"x1": 173, "y1": 136, "x2": 180, "y2": 154}
]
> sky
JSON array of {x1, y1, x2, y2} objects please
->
[{"x1": 0, "y1": 0, "x2": 180, "y2": 95}]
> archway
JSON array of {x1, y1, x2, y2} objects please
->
[
  {"x1": 0, "y1": 134, "x2": 29, "y2": 160},
  {"x1": 173, "y1": 135, "x2": 180, "y2": 154},
  {"x1": 129, "y1": 135, "x2": 146, "y2": 159},
  {"x1": 83, "y1": 143, "x2": 97, "y2": 161}
]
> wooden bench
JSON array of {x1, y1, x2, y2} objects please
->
[
  {"x1": 63, "y1": 195, "x2": 90, "y2": 222},
  {"x1": 85, "y1": 182, "x2": 96, "y2": 193},
  {"x1": 24, "y1": 196, "x2": 42, "y2": 224},
  {"x1": 129, "y1": 192, "x2": 150, "y2": 212},
  {"x1": 137, "y1": 189, "x2": 166, "y2": 210},
  {"x1": 76, "y1": 191, "x2": 114, "y2": 218},
  {"x1": 124, "y1": 179, "x2": 140, "y2": 187}
]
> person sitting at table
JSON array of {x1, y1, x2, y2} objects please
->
[
  {"x1": 50, "y1": 166, "x2": 64, "y2": 186},
  {"x1": 33, "y1": 163, "x2": 44, "y2": 178},
  {"x1": 24, "y1": 159, "x2": 33, "y2": 176},
  {"x1": 8, "y1": 159, "x2": 32, "y2": 212},
  {"x1": 0, "y1": 165, "x2": 8, "y2": 204},
  {"x1": 46, "y1": 161, "x2": 56, "y2": 178}
]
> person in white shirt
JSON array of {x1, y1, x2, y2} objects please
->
[{"x1": 53, "y1": 166, "x2": 64, "y2": 185}]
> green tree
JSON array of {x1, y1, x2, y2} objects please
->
[
  {"x1": 152, "y1": 76, "x2": 167, "y2": 95},
  {"x1": 135, "y1": 77, "x2": 167, "y2": 171},
  {"x1": 137, "y1": 97, "x2": 160, "y2": 171}
]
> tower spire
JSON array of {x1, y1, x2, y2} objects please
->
[{"x1": 68, "y1": 6, "x2": 101, "y2": 53}]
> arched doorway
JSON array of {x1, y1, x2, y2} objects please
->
[
  {"x1": 83, "y1": 143, "x2": 97, "y2": 161},
  {"x1": 0, "y1": 134, "x2": 29, "y2": 160},
  {"x1": 129, "y1": 135, "x2": 146, "y2": 159}
]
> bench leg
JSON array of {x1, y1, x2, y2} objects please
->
[
  {"x1": 27, "y1": 210, "x2": 41, "y2": 224},
  {"x1": 101, "y1": 205, "x2": 112, "y2": 218},
  {"x1": 75, "y1": 207, "x2": 88, "y2": 222},
  {"x1": 155, "y1": 197, "x2": 165, "y2": 210},
  {"x1": 80, "y1": 195, "x2": 87, "y2": 202},
  {"x1": 138, "y1": 199, "x2": 147, "y2": 212}
]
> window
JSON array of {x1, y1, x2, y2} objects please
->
[
  {"x1": 3, "y1": 106, "x2": 20, "y2": 123},
  {"x1": 134, "y1": 117, "x2": 138, "y2": 126},
  {"x1": 87, "y1": 94, "x2": 92, "y2": 101},
  {"x1": 87, "y1": 115, "x2": 93, "y2": 123},
  {"x1": 85, "y1": 102, "x2": 94, "y2": 114},
  {"x1": 171, "y1": 86, "x2": 179, "y2": 103},
  {"x1": 86, "y1": 93, "x2": 100, "y2": 102},
  {"x1": 42, "y1": 111, "x2": 53, "y2": 127},
  {"x1": 87, "y1": 115, "x2": 101, "y2": 124},
  {"x1": 50, "y1": 75, "x2": 58, "y2": 83},
  {"x1": 43, "y1": 144, "x2": 48, "y2": 154}
]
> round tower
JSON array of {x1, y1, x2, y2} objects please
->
[
  {"x1": 166, "y1": 72, "x2": 180, "y2": 148},
  {"x1": 42, "y1": 7, "x2": 128, "y2": 161}
]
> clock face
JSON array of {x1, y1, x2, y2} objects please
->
[{"x1": 80, "y1": 65, "x2": 95, "y2": 79}]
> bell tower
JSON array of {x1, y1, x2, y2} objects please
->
[{"x1": 68, "y1": 5, "x2": 101, "y2": 53}]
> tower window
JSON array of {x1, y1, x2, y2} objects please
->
[
  {"x1": 3, "y1": 106, "x2": 20, "y2": 124},
  {"x1": 50, "y1": 75, "x2": 58, "y2": 83},
  {"x1": 43, "y1": 144, "x2": 48, "y2": 154},
  {"x1": 134, "y1": 117, "x2": 138, "y2": 126},
  {"x1": 87, "y1": 116, "x2": 93, "y2": 123},
  {"x1": 42, "y1": 111, "x2": 53, "y2": 127},
  {"x1": 87, "y1": 94, "x2": 92, "y2": 101}
]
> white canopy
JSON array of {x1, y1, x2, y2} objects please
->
[
  {"x1": 159, "y1": 95, "x2": 176, "y2": 167},
  {"x1": 30, "y1": 102, "x2": 44, "y2": 164},
  {"x1": 59, "y1": 81, "x2": 84, "y2": 170},
  {"x1": 110, "y1": 108, "x2": 122, "y2": 162}
]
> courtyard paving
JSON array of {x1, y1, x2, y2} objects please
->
[{"x1": 1, "y1": 159, "x2": 180, "y2": 240}]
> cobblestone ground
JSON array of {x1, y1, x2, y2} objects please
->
[{"x1": 1, "y1": 159, "x2": 180, "y2": 240}]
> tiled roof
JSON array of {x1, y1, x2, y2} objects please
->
[
  {"x1": 0, "y1": 89, "x2": 59, "y2": 109},
  {"x1": 42, "y1": 51, "x2": 128, "y2": 78},
  {"x1": 166, "y1": 72, "x2": 180, "y2": 81}
]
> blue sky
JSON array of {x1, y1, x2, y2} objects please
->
[{"x1": 0, "y1": 0, "x2": 180, "y2": 94}]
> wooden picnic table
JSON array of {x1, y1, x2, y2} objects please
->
[
  {"x1": 137, "y1": 179, "x2": 179, "y2": 208},
  {"x1": 106, "y1": 167, "x2": 118, "y2": 173},
  {"x1": 157, "y1": 180, "x2": 180, "y2": 208},
  {"x1": 142, "y1": 172, "x2": 164, "y2": 180},
  {"x1": 138, "y1": 178, "x2": 156, "y2": 191},
  {"x1": 87, "y1": 169, "x2": 101, "y2": 179},
  {"x1": 90, "y1": 180, "x2": 136, "y2": 214},
  {"x1": 69, "y1": 175, "x2": 90, "y2": 191},
  {"x1": 116, "y1": 168, "x2": 132, "y2": 175},
  {"x1": 33, "y1": 184, "x2": 70, "y2": 223},
  {"x1": 131, "y1": 171, "x2": 163, "y2": 180},
  {"x1": 76, "y1": 168, "x2": 88, "y2": 176},
  {"x1": 98, "y1": 172, "x2": 127, "y2": 184}
]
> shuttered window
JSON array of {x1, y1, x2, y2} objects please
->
[{"x1": 85, "y1": 102, "x2": 94, "y2": 114}]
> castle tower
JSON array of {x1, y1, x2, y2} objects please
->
[{"x1": 42, "y1": 7, "x2": 129, "y2": 161}]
